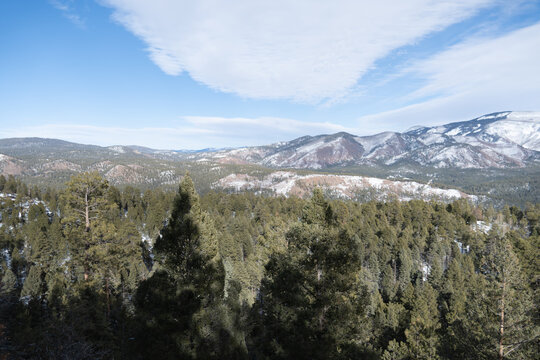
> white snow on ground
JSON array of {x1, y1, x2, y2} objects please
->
[
  {"x1": 141, "y1": 234, "x2": 152, "y2": 244},
  {"x1": 355, "y1": 132, "x2": 396, "y2": 153},
  {"x1": 474, "y1": 221, "x2": 492, "y2": 234},
  {"x1": 430, "y1": 146, "x2": 490, "y2": 168},
  {"x1": 476, "y1": 112, "x2": 511, "y2": 121},
  {"x1": 445, "y1": 128, "x2": 461, "y2": 136},
  {"x1": 296, "y1": 138, "x2": 327, "y2": 154},
  {"x1": 2, "y1": 248, "x2": 11, "y2": 268},
  {"x1": 185, "y1": 112, "x2": 539, "y2": 170},
  {"x1": 417, "y1": 133, "x2": 446, "y2": 146},
  {"x1": 262, "y1": 136, "x2": 355, "y2": 169},
  {"x1": 421, "y1": 262, "x2": 431, "y2": 281},
  {"x1": 214, "y1": 171, "x2": 476, "y2": 202},
  {"x1": 109, "y1": 145, "x2": 127, "y2": 153},
  {"x1": 454, "y1": 240, "x2": 470, "y2": 254},
  {"x1": 486, "y1": 115, "x2": 540, "y2": 151}
]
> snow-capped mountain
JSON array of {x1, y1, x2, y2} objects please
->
[{"x1": 196, "y1": 111, "x2": 540, "y2": 169}]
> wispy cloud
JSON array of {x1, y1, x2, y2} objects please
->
[
  {"x1": 355, "y1": 21, "x2": 540, "y2": 133},
  {"x1": 100, "y1": 0, "x2": 494, "y2": 103},
  {"x1": 50, "y1": 0, "x2": 85, "y2": 28},
  {"x1": 0, "y1": 117, "x2": 353, "y2": 149},
  {"x1": 184, "y1": 116, "x2": 354, "y2": 138}
]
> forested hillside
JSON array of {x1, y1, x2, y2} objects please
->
[
  {"x1": 2, "y1": 134, "x2": 539, "y2": 208},
  {"x1": 0, "y1": 173, "x2": 538, "y2": 359}
]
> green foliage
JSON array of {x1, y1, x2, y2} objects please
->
[
  {"x1": 404, "y1": 284, "x2": 441, "y2": 360},
  {"x1": 61, "y1": 171, "x2": 111, "y2": 232},
  {"x1": 1, "y1": 268, "x2": 17, "y2": 294},
  {"x1": 250, "y1": 190, "x2": 373, "y2": 359},
  {"x1": 0, "y1": 176, "x2": 537, "y2": 359},
  {"x1": 134, "y1": 174, "x2": 246, "y2": 359},
  {"x1": 20, "y1": 265, "x2": 44, "y2": 300}
]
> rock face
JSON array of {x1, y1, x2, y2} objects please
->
[
  {"x1": 214, "y1": 171, "x2": 477, "y2": 202},
  {"x1": 0, "y1": 154, "x2": 25, "y2": 175},
  {"x1": 199, "y1": 112, "x2": 540, "y2": 169}
]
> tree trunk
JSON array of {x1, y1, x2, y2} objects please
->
[
  {"x1": 84, "y1": 189, "x2": 90, "y2": 281},
  {"x1": 499, "y1": 278, "x2": 506, "y2": 360},
  {"x1": 316, "y1": 265, "x2": 324, "y2": 331},
  {"x1": 85, "y1": 190, "x2": 90, "y2": 232},
  {"x1": 106, "y1": 276, "x2": 111, "y2": 318}
]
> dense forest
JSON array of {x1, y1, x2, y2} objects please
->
[{"x1": 0, "y1": 172, "x2": 538, "y2": 359}]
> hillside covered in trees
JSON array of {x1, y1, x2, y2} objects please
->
[{"x1": 0, "y1": 173, "x2": 538, "y2": 359}]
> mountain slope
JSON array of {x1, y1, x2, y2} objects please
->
[
  {"x1": 214, "y1": 171, "x2": 477, "y2": 202},
  {"x1": 197, "y1": 111, "x2": 539, "y2": 169},
  {"x1": 0, "y1": 111, "x2": 538, "y2": 205}
]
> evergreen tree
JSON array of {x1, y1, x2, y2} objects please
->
[
  {"x1": 61, "y1": 172, "x2": 112, "y2": 281},
  {"x1": 442, "y1": 255, "x2": 491, "y2": 360},
  {"x1": 404, "y1": 283, "x2": 441, "y2": 360},
  {"x1": 381, "y1": 339, "x2": 408, "y2": 360},
  {"x1": 1, "y1": 268, "x2": 17, "y2": 295},
  {"x1": 134, "y1": 174, "x2": 246, "y2": 359},
  {"x1": 481, "y1": 230, "x2": 537, "y2": 359},
  {"x1": 20, "y1": 265, "x2": 44, "y2": 300},
  {"x1": 251, "y1": 189, "x2": 373, "y2": 359}
]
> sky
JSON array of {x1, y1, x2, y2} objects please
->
[{"x1": 1, "y1": 0, "x2": 539, "y2": 149}]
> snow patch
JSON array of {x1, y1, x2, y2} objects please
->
[
  {"x1": 214, "y1": 171, "x2": 475, "y2": 202},
  {"x1": 474, "y1": 221, "x2": 492, "y2": 234}
]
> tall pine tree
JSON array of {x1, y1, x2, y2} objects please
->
[
  {"x1": 134, "y1": 174, "x2": 246, "y2": 359},
  {"x1": 250, "y1": 189, "x2": 373, "y2": 359}
]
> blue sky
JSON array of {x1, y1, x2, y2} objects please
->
[{"x1": 1, "y1": 0, "x2": 539, "y2": 149}]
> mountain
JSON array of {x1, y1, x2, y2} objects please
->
[
  {"x1": 192, "y1": 111, "x2": 540, "y2": 169},
  {"x1": 0, "y1": 112, "x2": 538, "y2": 205}
]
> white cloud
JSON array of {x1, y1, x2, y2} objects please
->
[
  {"x1": 50, "y1": 0, "x2": 85, "y2": 28},
  {"x1": 357, "y1": 22, "x2": 540, "y2": 133},
  {"x1": 100, "y1": 0, "x2": 493, "y2": 102},
  {"x1": 0, "y1": 117, "x2": 352, "y2": 149},
  {"x1": 184, "y1": 116, "x2": 353, "y2": 138}
]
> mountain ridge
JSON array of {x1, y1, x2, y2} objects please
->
[
  {"x1": 0, "y1": 111, "x2": 538, "y2": 206},
  {"x1": 188, "y1": 111, "x2": 540, "y2": 169}
]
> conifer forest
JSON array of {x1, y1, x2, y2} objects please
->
[{"x1": 0, "y1": 172, "x2": 537, "y2": 359}]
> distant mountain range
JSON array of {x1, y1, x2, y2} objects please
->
[
  {"x1": 185, "y1": 111, "x2": 540, "y2": 169},
  {"x1": 0, "y1": 111, "x2": 538, "y2": 205}
]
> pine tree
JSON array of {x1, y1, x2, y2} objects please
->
[
  {"x1": 443, "y1": 230, "x2": 538, "y2": 360},
  {"x1": 381, "y1": 339, "x2": 408, "y2": 360},
  {"x1": 134, "y1": 174, "x2": 246, "y2": 359},
  {"x1": 481, "y1": 230, "x2": 537, "y2": 359},
  {"x1": 61, "y1": 171, "x2": 110, "y2": 233},
  {"x1": 0, "y1": 174, "x2": 6, "y2": 192},
  {"x1": 251, "y1": 189, "x2": 372, "y2": 359},
  {"x1": 1, "y1": 268, "x2": 17, "y2": 295},
  {"x1": 61, "y1": 171, "x2": 112, "y2": 281},
  {"x1": 20, "y1": 265, "x2": 44, "y2": 300},
  {"x1": 404, "y1": 283, "x2": 441, "y2": 360}
]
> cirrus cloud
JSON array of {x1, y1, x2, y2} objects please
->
[
  {"x1": 0, "y1": 117, "x2": 353, "y2": 149},
  {"x1": 100, "y1": 0, "x2": 494, "y2": 102},
  {"x1": 356, "y1": 21, "x2": 540, "y2": 133}
]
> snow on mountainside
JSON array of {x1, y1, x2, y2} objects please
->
[
  {"x1": 403, "y1": 111, "x2": 540, "y2": 168},
  {"x1": 482, "y1": 112, "x2": 540, "y2": 151},
  {"x1": 261, "y1": 133, "x2": 364, "y2": 169},
  {"x1": 198, "y1": 111, "x2": 540, "y2": 169},
  {"x1": 214, "y1": 171, "x2": 477, "y2": 202}
]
